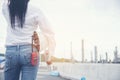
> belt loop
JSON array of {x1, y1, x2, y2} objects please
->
[{"x1": 17, "y1": 45, "x2": 19, "y2": 51}]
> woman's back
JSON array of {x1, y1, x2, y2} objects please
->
[{"x1": 2, "y1": 2, "x2": 45, "y2": 45}]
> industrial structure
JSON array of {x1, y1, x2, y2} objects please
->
[
  {"x1": 113, "y1": 47, "x2": 120, "y2": 63},
  {"x1": 81, "y1": 40, "x2": 84, "y2": 63}
]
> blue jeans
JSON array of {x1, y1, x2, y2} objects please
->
[{"x1": 4, "y1": 44, "x2": 39, "y2": 80}]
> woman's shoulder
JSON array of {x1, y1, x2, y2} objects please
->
[
  {"x1": 27, "y1": 3, "x2": 43, "y2": 15},
  {"x1": 2, "y1": 1, "x2": 9, "y2": 16},
  {"x1": 2, "y1": 1, "x2": 8, "y2": 9},
  {"x1": 27, "y1": 4, "x2": 45, "y2": 20}
]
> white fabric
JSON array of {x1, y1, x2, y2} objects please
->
[{"x1": 2, "y1": 1, "x2": 56, "y2": 56}]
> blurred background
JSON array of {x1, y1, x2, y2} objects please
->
[{"x1": 0, "y1": 0, "x2": 120, "y2": 63}]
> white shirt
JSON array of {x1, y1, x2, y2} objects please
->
[{"x1": 2, "y1": 2, "x2": 56, "y2": 56}]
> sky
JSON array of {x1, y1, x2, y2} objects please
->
[{"x1": 0, "y1": 0, "x2": 120, "y2": 61}]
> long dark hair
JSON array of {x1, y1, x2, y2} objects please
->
[{"x1": 9, "y1": 0, "x2": 29, "y2": 28}]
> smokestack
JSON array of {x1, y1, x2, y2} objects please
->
[
  {"x1": 105, "y1": 52, "x2": 108, "y2": 63},
  {"x1": 91, "y1": 51, "x2": 93, "y2": 63},
  {"x1": 114, "y1": 46, "x2": 118, "y2": 63},
  {"x1": 82, "y1": 39, "x2": 84, "y2": 63},
  {"x1": 94, "y1": 46, "x2": 98, "y2": 63},
  {"x1": 114, "y1": 46, "x2": 118, "y2": 60}
]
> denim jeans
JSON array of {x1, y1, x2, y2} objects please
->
[{"x1": 4, "y1": 44, "x2": 39, "y2": 80}]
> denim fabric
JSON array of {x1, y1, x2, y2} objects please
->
[{"x1": 4, "y1": 44, "x2": 39, "y2": 80}]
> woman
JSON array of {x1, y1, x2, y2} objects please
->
[{"x1": 2, "y1": 0, "x2": 55, "y2": 80}]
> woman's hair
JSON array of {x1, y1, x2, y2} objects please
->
[{"x1": 9, "y1": 0, "x2": 29, "y2": 28}]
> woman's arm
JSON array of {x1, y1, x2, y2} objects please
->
[{"x1": 36, "y1": 11, "x2": 56, "y2": 63}]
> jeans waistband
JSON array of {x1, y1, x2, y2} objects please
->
[{"x1": 6, "y1": 44, "x2": 32, "y2": 48}]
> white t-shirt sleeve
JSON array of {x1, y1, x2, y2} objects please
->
[{"x1": 2, "y1": 1, "x2": 8, "y2": 18}]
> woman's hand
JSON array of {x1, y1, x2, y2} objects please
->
[
  {"x1": 46, "y1": 60, "x2": 52, "y2": 65},
  {"x1": 44, "y1": 49, "x2": 52, "y2": 65}
]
